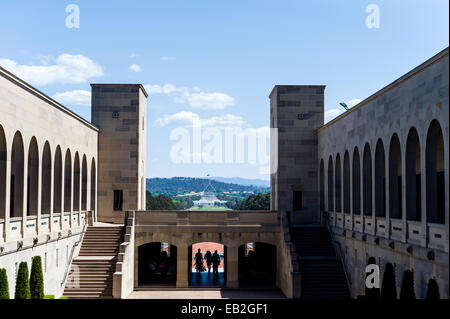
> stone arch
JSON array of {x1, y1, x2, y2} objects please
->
[
  {"x1": 327, "y1": 156, "x2": 334, "y2": 211},
  {"x1": 73, "y1": 152, "x2": 80, "y2": 211},
  {"x1": 90, "y1": 158, "x2": 96, "y2": 212},
  {"x1": 425, "y1": 120, "x2": 445, "y2": 224},
  {"x1": 0, "y1": 125, "x2": 7, "y2": 220},
  {"x1": 81, "y1": 155, "x2": 87, "y2": 211},
  {"x1": 53, "y1": 146, "x2": 62, "y2": 214},
  {"x1": 363, "y1": 143, "x2": 372, "y2": 216},
  {"x1": 375, "y1": 139, "x2": 386, "y2": 217},
  {"x1": 11, "y1": 131, "x2": 24, "y2": 217},
  {"x1": 41, "y1": 142, "x2": 51, "y2": 215},
  {"x1": 406, "y1": 127, "x2": 421, "y2": 221},
  {"x1": 238, "y1": 242, "x2": 277, "y2": 286},
  {"x1": 319, "y1": 159, "x2": 325, "y2": 212},
  {"x1": 352, "y1": 147, "x2": 361, "y2": 215},
  {"x1": 64, "y1": 149, "x2": 72, "y2": 212},
  {"x1": 343, "y1": 151, "x2": 350, "y2": 214},
  {"x1": 389, "y1": 134, "x2": 402, "y2": 219},
  {"x1": 335, "y1": 154, "x2": 342, "y2": 213},
  {"x1": 27, "y1": 137, "x2": 39, "y2": 215},
  {"x1": 137, "y1": 241, "x2": 177, "y2": 286}
]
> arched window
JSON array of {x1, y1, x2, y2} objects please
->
[
  {"x1": 54, "y1": 146, "x2": 62, "y2": 214},
  {"x1": 426, "y1": 120, "x2": 445, "y2": 224},
  {"x1": 11, "y1": 132, "x2": 24, "y2": 217},
  {"x1": 73, "y1": 152, "x2": 80, "y2": 212},
  {"x1": 41, "y1": 142, "x2": 52, "y2": 215},
  {"x1": 375, "y1": 139, "x2": 386, "y2": 217},
  {"x1": 64, "y1": 149, "x2": 72, "y2": 212},
  {"x1": 343, "y1": 151, "x2": 350, "y2": 214},
  {"x1": 328, "y1": 156, "x2": 334, "y2": 211},
  {"x1": 81, "y1": 155, "x2": 87, "y2": 211},
  {"x1": 319, "y1": 159, "x2": 325, "y2": 211},
  {"x1": 0, "y1": 126, "x2": 7, "y2": 220},
  {"x1": 335, "y1": 154, "x2": 342, "y2": 213},
  {"x1": 363, "y1": 144, "x2": 372, "y2": 216},
  {"x1": 406, "y1": 128, "x2": 421, "y2": 221},
  {"x1": 389, "y1": 134, "x2": 402, "y2": 219},
  {"x1": 352, "y1": 147, "x2": 361, "y2": 215},
  {"x1": 27, "y1": 137, "x2": 39, "y2": 215}
]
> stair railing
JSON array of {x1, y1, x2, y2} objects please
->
[
  {"x1": 60, "y1": 222, "x2": 88, "y2": 288},
  {"x1": 325, "y1": 212, "x2": 352, "y2": 287}
]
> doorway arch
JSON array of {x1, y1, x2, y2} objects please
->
[
  {"x1": 138, "y1": 242, "x2": 177, "y2": 286},
  {"x1": 238, "y1": 242, "x2": 276, "y2": 287},
  {"x1": 189, "y1": 242, "x2": 226, "y2": 287}
]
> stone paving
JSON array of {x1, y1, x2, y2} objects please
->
[{"x1": 127, "y1": 290, "x2": 286, "y2": 299}]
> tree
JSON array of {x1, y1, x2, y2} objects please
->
[
  {"x1": 0, "y1": 268, "x2": 9, "y2": 299},
  {"x1": 399, "y1": 270, "x2": 415, "y2": 299},
  {"x1": 14, "y1": 262, "x2": 30, "y2": 299},
  {"x1": 426, "y1": 278, "x2": 440, "y2": 299},
  {"x1": 365, "y1": 257, "x2": 380, "y2": 299},
  {"x1": 30, "y1": 256, "x2": 44, "y2": 299},
  {"x1": 380, "y1": 262, "x2": 397, "y2": 299},
  {"x1": 234, "y1": 193, "x2": 270, "y2": 210}
]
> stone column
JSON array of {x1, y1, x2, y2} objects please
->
[
  {"x1": 226, "y1": 245, "x2": 239, "y2": 288},
  {"x1": 420, "y1": 143, "x2": 427, "y2": 247},
  {"x1": 78, "y1": 162, "x2": 82, "y2": 226},
  {"x1": 349, "y1": 153, "x2": 353, "y2": 230},
  {"x1": 401, "y1": 143, "x2": 407, "y2": 242},
  {"x1": 4, "y1": 154, "x2": 11, "y2": 241},
  {"x1": 69, "y1": 155, "x2": 74, "y2": 228},
  {"x1": 371, "y1": 146, "x2": 376, "y2": 235},
  {"x1": 37, "y1": 148, "x2": 42, "y2": 234},
  {"x1": 22, "y1": 150, "x2": 28, "y2": 238},
  {"x1": 49, "y1": 152, "x2": 54, "y2": 232},
  {"x1": 360, "y1": 149, "x2": 365, "y2": 233},
  {"x1": 176, "y1": 244, "x2": 189, "y2": 288},
  {"x1": 60, "y1": 155, "x2": 65, "y2": 229},
  {"x1": 385, "y1": 148, "x2": 390, "y2": 239}
]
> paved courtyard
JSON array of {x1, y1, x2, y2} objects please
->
[{"x1": 127, "y1": 290, "x2": 286, "y2": 299}]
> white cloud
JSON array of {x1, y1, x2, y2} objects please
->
[
  {"x1": 52, "y1": 90, "x2": 91, "y2": 106},
  {"x1": 129, "y1": 53, "x2": 138, "y2": 58},
  {"x1": 155, "y1": 112, "x2": 246, "y2": 128},
  {"x1": 145, "y1": 83, "x2": 235, "y2": 110},
  {"x1": 128, "y1": 63, "x2": 142, "y2": 72},
  {"x1": 325, "y1": 98, "x2": 362, "y2": 123},
  {"x1": 160, "y1": 56, "x2": 175, "y2": 61},
  {"x1": 0, "y1": 54, "x2": 103, "y2": 86}
]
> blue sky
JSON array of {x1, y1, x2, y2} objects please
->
[{"x1": 0, "y1": 0, "x2": 448, "y2": 180}]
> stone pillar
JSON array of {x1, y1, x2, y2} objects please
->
[
  {"x1": 384, "y1": 149, "x2": 390, "y2": 239},
  {"x1": 4, "y1": 154, "x2": 11, "y2": 241},
  {"x1": 401, "y1": 143, "x2": 407, "y2": 242},
  {"x1": 22, "y1": 150, "x2": 28, "y2": 238},
  {"x1": 340, "y1": 154, "x2": 344, "y2": 214},
  {"x1": 60, "y1": 155, "x2": 65, "y2": 229},
  {"x1": 78, "y1": 162, "x2": 82, "y2": 226},
  {"x1": 176, "y1": 244, "x2": 189, "y2": 288},
  {"x1": 360, "y1": 150, "x2": 365, "y2": 232},
  {"x1": 226, "y1": 245, "x2": 239, "y2": 288},
  {"x1": 420, "y1": 143, "x2": 427, "y2": 247},
  {"x1": 69, "y1": 155, "x2": 74, "y2": 228},
  {"x1": 371, "y1": 146, "x2": 376, "y2": 235},
  {"x1": 349, "y1": 154, "x2": 353, "y2": 230},
  {"x1": 37, "y1": 148, "x2": 42, "y2": 234},
  {"x1": 49, "y1": 152, "x2": 54, "y2": 232}
]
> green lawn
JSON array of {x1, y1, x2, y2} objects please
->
[{"x1": 189, "y1": 206, "x2": 231, "y2": 211}]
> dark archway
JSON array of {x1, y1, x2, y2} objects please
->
[
  {"x1": 138, "y1": 242, "x2": 177, "y2": 286},
  {"x1": 41, "y1": 142, "x2": 51, "y2": 215},
  {"x1": 238, "y1": 242, "x2": 276, "y2": 287},
  {"x1": 189, "y1": 242, "x2": 225, "y2": 287},
  {"x1": 328, "y1": 156, "x2": 334, "y2": 211},
  {"x1": 389, "y1": 134, "x2": 402, "y2": 219},
  {"x1": 335, "y1": 154, "x2": 342, "y2": 213},
  {"x1": 73, "y1": 152, "x2": 80, "y2": 212},
  {"x1": 27, "y1": 137, "x2": 39, "y2": 216},
  {"x1": 406, "y1": 128, "x2": 421, "y2": 221},
  {"x1": 319, "y1": 159, "x2": 324, "y2": 212},
  {"x1": 11, "y1": 132, "x2": 24, "y2": 217},
  {"x1": 352, "y1": 147, "x2": 361, "y2": 215},
  {"x1": 426, "y1": 120, "x2": 445, "y2": 224},
  {"x1": 343, "y1": 151, "x2": 350, "y2": 214},
  {"x1": 0, "y1": 126, "x2": 7, "y2": 220},
  {"x1": 363, "y1": 143, "x2": 372, "y2": 216},
  {"x1": 64, "y1": 149, "x2": 72, "y2": 212},
  {"x1": 375, "y1": 139, "x2": 386, "y2": 217},
  {"x1": 53, "y1": 146, "x2": 62, "y2": 214}
]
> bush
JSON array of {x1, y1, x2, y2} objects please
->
[
  {"x1": 30, "y1": 256, "x2": 44, "y2": 299},
  {"x1": 59, "y1": 296, "x2": 68, "y2": 299},
  {"x1": 381, "y1": 263, "x2": 397, "y2": 300},
  {"x1": 44, "y1": 295, "x2": 55, "y2": 299},
  {"x1": 426, "y1": 278, "x2": 440, "y2": 299},
  {"x1": 14, "y1": 262, "x2": 30, "y2": 299},
  {"x1": 0, "y1": 268, "x2": 9, "y2": 299},
  {"x1": 400, "y1": 270, "x2": 416, "y2": 299}
]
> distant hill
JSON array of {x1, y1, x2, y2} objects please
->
[
  {"x1": 211, "y1": 177, "x2": 270, "y2": 187},
  {"x1": 146, "y1": 177, "x2": 269, "y2": 195}
]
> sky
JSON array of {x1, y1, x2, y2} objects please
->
[{"x1": 0, "y1": 0, "x2": 448, "y2": 180}]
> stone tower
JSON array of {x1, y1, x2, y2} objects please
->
[
  {"x1": 91, "y1": 84, "x2": 147, "y2": 223},
  {"x1": 270, "y1": 85, "x2": 325, "y2": 224}
]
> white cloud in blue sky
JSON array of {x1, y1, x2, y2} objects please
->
[
  {"x1": 52, "y1": 90, "x2": 91, "y2": 106},
  {"x1": 128, "y1": 63, "x2": 142, "y2": 72}
]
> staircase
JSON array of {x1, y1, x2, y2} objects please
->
[
  {"x1": 63, "y1": 226, "x2": 124, "y2": 299},
  {"x1": 291, "y1": 226, "x2": 350, "y2": 299}
]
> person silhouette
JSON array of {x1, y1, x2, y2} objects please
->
[
  {"x1": 211, "y1": 250, "x2": 221, "y2": 280},
  {"x1": 205, "y1": 250, "x2": 212, "y2": 273},
  {"x1": 195, "y1": 248, "x2": 203, "y2": 273}
]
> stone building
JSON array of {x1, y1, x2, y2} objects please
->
[{"x1": 0, "y1": 47, "x2": 448, "y2": 299}]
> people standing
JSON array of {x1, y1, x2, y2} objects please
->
[
  {"x1": 205, "y1": 251, "x2": 212, "y2": 273},
  {"x1": 195, "y1": 249, "x2": 203, "y2": 273},
  {"x1": 211, "y1": 250, "x2": 221, "y2": 279}
]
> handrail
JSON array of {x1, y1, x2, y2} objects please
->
[
  {"x1": 325, "y1": 212, "x2": 352, "y2": 286},
  {"x1": 60, "y1": 222, "x2": 88, "y2": 287}
]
